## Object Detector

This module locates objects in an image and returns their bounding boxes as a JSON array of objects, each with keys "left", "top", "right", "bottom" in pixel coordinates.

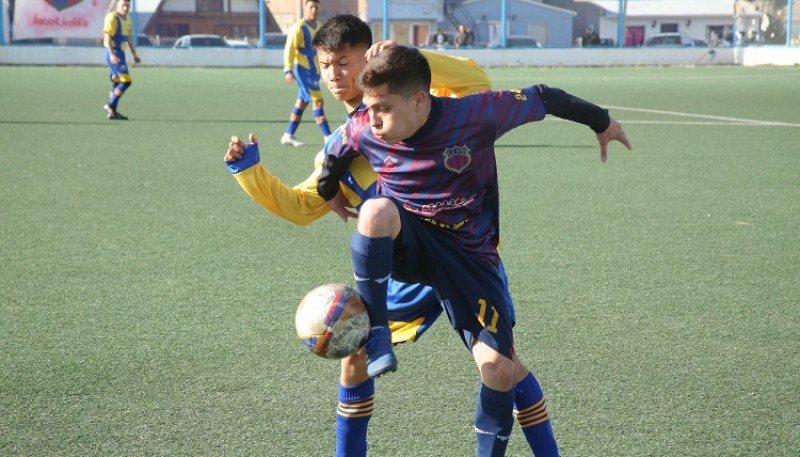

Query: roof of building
[{"left": 579, "top": 0, "right": 735, "bottom": 17}]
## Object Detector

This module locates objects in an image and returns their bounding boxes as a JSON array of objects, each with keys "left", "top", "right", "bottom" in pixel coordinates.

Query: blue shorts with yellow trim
[
  {"left": 387, "top": 280, "right": 442, "bottom": 345},
  {"left": 105, "top": 49, "right": 131, "bottom": 83},
  {"left": 293, "top": 65, "right": 322, "bottom": 103}
]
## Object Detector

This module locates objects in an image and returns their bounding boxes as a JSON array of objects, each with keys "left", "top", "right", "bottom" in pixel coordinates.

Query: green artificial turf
[{"left": 1, "top": 64, "right": 798, "bottom": 456}]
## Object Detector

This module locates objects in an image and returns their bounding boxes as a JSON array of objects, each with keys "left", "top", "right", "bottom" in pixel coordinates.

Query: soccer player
[
  {"left": 281, "top": 0, "right": 331, "bottom": 147},
  {"left": 226, "top": 15, "right": 564, "bottom": 457},
  {"left": 316, "top": 46, "right": 631, "bottom": 456},
  {"left": 102, "top": 0, "right": 140, "bottom": 121}
]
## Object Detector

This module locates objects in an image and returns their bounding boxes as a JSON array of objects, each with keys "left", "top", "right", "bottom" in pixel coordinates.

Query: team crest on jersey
[
  {"left": 45, "top": 0, "right": 83, "bottom": 12},
  {"left": 442, "top": 145, "right": 472, "bottom": 174},
  {"left": 383, "top": 155, "right": 399, "bottom": 168}
]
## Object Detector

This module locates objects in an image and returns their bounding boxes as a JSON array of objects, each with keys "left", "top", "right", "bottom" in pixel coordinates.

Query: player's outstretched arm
[
  {"left": 596, "top": 118, "right": 631, "bottom": 162},
  {"left": 536, "top": 85, "right": 632, "bottom": 161},
  {"left": 224, "top": 134, "right": 332, "bottom": 226}
]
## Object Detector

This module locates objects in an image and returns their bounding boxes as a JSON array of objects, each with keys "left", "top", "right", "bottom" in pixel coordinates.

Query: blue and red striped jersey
[{"left": 325, "top": 85, "right": 547, "bottom": 265}]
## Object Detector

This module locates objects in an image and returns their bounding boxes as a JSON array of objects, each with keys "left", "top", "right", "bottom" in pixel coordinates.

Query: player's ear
[{"left": 414, "top": 90, "right": 427, "bottom": 111}]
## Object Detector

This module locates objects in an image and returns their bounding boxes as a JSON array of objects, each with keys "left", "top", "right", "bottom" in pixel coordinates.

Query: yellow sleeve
[
  {"left": 103, "top": 13, "right": 117, "bottom": 36},
  {"left": 420, "top": 49, "right": 492, "bottom": 97},
  {"left": 283, "top": 22, "right": 301, "bottom": 72},
  {"left": 233, "top": 163, "right": 331, "bottom": 226}
]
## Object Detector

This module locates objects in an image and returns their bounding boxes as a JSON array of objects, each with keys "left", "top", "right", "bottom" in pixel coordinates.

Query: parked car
[
  {"left": 643, "top": 32, "right": 708, "bottom": 47},
  {"left": 136, "top": 34, "right": 153, "bottom": 46},
  {"left": 422, "top": 31, "right": 457, "bottom": 48},
  {"left": 226, "top": 39, "right": 253, "bottom": 49},
  {"left": 263, "top": 32, "right": 288, "bottom": 48},
  {"left": 487, "top": 35, "right": 542, "bottom": 48},
  {"left": 172, "top": 34, "right": 230, "bottom": 49}
]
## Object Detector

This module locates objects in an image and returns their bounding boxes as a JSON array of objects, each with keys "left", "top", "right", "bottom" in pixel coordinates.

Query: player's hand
[
  {"left": 110, "top": 53, "right": 120, "bottom": 65},
  {"left": 326, "top": 191, "right": 358, "bottom": 223},
  {"left": 284, "top": 72, "right": 294, "bottom": 85},
  {"left": 365, "top": 40, "right": 397, "bottom": 60},
  {"left": 596, "top": 118, "right": 632, "bottom": 162},
  {"left": 133, "top": 55, "right": 141, "bottom": 64},
  {"left": 225, "top": 133, "right": 257, "bottom": 162}
]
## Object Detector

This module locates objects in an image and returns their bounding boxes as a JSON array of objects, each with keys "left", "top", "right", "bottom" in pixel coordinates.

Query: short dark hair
[
  {"left": 311, "top": 14, "right": 373, "bottom": 53},
  {"left": 358, "top": 46, "right": 431, "bottom": 97}
]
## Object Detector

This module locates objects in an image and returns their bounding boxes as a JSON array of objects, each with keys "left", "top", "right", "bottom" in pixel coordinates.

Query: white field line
[{"left": 604, "top": 105, "right": 800, "bottom": 128}]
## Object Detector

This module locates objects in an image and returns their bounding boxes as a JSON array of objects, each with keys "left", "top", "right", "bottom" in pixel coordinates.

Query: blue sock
[
  {"left": 313, "top": 108, "right": 332, "bottom": 136},
  {"left": 108, "top": 83, "right": 128, "bottom": 109},
  {"left": 350, "top": 232, "right": 392, "bottom": 327},
  {"left": 514, "top": 372, "right": 560, "bottom": 457},
  {"left": 286, "top": 106, "right": 303, "bottom": 135},
  {"left": 475, "top": 383, "right": 514, "bottom": 457},
  {"left": 336, "top": 379, "right": 374, "bottom": 457}
]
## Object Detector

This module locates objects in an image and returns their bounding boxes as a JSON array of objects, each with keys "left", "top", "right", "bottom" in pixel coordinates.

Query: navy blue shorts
[{"left": 387, "top": 198, "right": 515, "bottom": 359}]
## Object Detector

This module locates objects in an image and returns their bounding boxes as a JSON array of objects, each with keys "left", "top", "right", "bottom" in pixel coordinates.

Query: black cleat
[{"left": 104, "top": 104, "right": 128, "bottom": 120}]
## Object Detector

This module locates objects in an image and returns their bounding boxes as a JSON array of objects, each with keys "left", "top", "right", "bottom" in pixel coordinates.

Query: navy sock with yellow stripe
[
  {"left": 513, "top": 372, "right": 560, "bottom": 456},
  {"left": 336, "top": 378, "right": 375, "bottom": 457}
]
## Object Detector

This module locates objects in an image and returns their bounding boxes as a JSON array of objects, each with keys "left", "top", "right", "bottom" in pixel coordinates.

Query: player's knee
[
  {"left": 358, "top": 198, "right": 399, "bottom": 238},
  {"left": 473, "top": 342, "right": 515, "bottom": 391},
  {"left": 340, "top": 350, "right": 370, "bottom": 385}
]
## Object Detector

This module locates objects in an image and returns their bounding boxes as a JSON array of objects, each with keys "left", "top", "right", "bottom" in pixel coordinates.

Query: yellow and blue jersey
[
  {"left": 103, "top": 11, "right": 132, "bottom": 51},
  {"left": 284, "top": 19, "right": 320, "bottom": 75}
]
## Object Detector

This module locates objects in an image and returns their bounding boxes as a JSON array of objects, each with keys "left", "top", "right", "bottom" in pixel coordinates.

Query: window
[
  {"left": 660, "top": 23, "right": 678, "bottom": 33},
  {"left": 196, "top": 0, "right": 223, "bottom": 14}
]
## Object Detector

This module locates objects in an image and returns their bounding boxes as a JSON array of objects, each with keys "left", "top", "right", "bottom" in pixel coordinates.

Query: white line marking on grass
[{"left": 605, "top": 105, "right": 800, "bottom": 127}]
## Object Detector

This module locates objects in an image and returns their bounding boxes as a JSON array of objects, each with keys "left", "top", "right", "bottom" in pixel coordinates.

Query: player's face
[
  {"left": 363, "top": 84, "right": 426, "bottom": 145},
  {"left": 304, "top": 1, "right": 319, "bottom": 21},
  {"left": 116, "top": 0, "right": 130, "bottom": 15},
  {"left": 317, "top": 45, "right": 368, "bottom": 107}
]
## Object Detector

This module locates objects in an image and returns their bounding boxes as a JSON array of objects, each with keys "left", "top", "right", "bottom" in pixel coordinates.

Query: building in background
[{"left": 141, "top": 0, "right": 280, "bottom": 45}]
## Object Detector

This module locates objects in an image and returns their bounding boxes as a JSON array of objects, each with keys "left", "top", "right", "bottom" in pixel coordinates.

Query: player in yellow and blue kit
[
  {"left": 281, "top": 0, "right": 331, "bottom": 147},
  {"left": 102, "top": 0, "right": 140, "bottom": 120},
  {"left": 225, "top": 15, "right": 566, "bottom": 457}
]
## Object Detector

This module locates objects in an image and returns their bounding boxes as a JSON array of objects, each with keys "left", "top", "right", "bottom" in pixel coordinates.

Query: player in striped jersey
[
  {"left": 226, "top": 15, "right": 561, "bottom": 457},
  {"left": 102, "top": 0, "right": 140, "bottom": 120},
  {"left": 281, "top": 0, "right": 331, "bottom": 147},
  {"left": 317, "top": 46, "right": 631, "bottom": 456}
]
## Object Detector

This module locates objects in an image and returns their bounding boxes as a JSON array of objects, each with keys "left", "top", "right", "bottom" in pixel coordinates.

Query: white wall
[{"left": 2, "top": 45, "right": 800, "bottom": 68}]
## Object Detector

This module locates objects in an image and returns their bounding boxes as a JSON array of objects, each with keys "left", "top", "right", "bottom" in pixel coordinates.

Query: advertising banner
[{"left": 12, "top": 0, "right": 109, "bottom": 40}]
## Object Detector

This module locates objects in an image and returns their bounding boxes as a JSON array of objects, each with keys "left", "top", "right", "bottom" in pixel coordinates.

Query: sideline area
[{"left": 1, "top": 44, "right": 800, "bottom": 67}]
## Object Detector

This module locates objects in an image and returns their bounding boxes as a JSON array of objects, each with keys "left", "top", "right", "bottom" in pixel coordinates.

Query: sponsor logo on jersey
[{"left": 442, "top": 145, "right": 471, "bottom": 174}]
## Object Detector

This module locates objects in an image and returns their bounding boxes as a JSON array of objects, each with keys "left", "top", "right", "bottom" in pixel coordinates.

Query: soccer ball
[{"left": 295, "top": 283, "right": 370, "bottom": 359}]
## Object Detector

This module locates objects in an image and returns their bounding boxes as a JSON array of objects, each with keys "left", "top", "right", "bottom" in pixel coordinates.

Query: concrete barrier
[{"left": 1, "top": 44, "right": 798, "bottom": 67}]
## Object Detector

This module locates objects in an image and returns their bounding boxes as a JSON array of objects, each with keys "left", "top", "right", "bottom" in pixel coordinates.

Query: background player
[
  {"left": 281, "top": 0, "right": 331, "bottom": 147},
  {"left": 317, "top": 46, "right": 631, "bottom": 455},
  {"left": 225, "top": 15, "right": 563, "bottom": 457},
  {"left": 102, "top": 0, "right": 140, "bottom": 120}
]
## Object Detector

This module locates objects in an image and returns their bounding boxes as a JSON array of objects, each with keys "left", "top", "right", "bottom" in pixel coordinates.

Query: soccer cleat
[
  {"left": 281, "top": 133, "right": 304, "bottom": 147},
  {"left": 365, "top": 326, "right": 397, "bottom": 378},
  {"left": 103, "top": 104, "right": 128, "bottom": 120}
]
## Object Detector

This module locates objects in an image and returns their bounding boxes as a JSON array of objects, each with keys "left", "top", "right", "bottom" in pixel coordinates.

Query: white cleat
[
  {"left": 281, "top": 133, "right": 304, "bottom": 147},
  {"left": 323, "top": 134, "right": 332, "bottom": 144}
]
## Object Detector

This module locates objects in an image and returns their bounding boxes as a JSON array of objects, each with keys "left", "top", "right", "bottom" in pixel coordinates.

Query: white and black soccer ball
[{"left": 295, "top": 283, "right": 369, "bottom": 359}]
